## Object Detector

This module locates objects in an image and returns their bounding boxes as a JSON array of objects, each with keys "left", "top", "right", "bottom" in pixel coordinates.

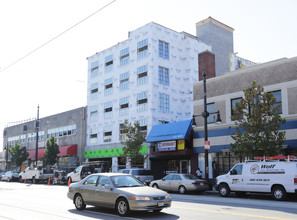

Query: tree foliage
[
  {"left": 120, "top": 120, "right": 146, "bottom": 166},
  {"left": 44, "top": 136, "right": 60, "bottom": 166},
  {"left": 231, "top": 81, "right": 286, "bottom": 158},
  {"left": 9, "top": 142, "right": 29, "bottom": 170}
]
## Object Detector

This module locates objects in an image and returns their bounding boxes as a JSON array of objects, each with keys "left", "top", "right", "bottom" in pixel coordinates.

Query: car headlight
[
  {"left": 132, "top": 196, "right": 151, "bottom": 201},
  {"left": 165, "top": 193, "right": 170, "bottom": 199}
]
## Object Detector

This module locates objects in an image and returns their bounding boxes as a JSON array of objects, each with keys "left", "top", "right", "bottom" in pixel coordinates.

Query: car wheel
[
  {"left": 7, "top": 178, "right": 11, "bottom": 182},
  {"left": 218, "top": 184, "right": 230, "bottom": 197},
  {"left": 178, "top": 185, "right": 186, "bottom": 194},
  {"left": 74, "top": 194, "right": 86, "bottom": 210},
  {"left": 32, "top": 177, "right": 37, "bottom": 184},
  {"left": 19, "top": 177, "right": 23, "bottom": 183},
  {"left": 152, "top": 183, "right": 159, "bottom": 189},
  {"left": 116, "top": 198, "right": 130, "bottom": 217},
  {"left": 272, "top": 186, "right": 287, "bottom": 201}
]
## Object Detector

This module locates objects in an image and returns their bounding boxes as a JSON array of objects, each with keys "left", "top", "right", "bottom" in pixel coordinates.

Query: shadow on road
[{"left": 68, "top": 206, "right": 179, "bottom": 220}]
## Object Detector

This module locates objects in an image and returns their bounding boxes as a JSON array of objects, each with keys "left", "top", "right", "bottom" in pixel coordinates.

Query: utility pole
[{"left": 35, "top": 105, "right": 40, "bottom": 167}]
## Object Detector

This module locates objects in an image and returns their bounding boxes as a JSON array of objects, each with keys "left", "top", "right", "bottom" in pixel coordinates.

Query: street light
[
  {"left": 35, "top": 105, "right": 40, "bottom": 167},
  {"left": 192, "top": 69, "right": 222, "bottom": 182}
]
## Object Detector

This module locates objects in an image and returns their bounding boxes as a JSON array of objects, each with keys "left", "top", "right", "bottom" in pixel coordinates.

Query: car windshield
[
  {"left": 131, "top": 169, "right": 152, "bottom": 175},
  {"left": 183, "top": 174, "right": 198, "bottom": 180},
  {"left": 110, "top": 175, "right": 145, "bottom": 188}
]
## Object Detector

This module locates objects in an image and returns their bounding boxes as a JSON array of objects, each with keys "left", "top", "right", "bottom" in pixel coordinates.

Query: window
[
  {"left": 47, "top": 125, "right": 76, "bottom": 139},
  {"left": 90, "top": 127, "right": 98, "bottom": 144},
  {"left": 90, "top": 105, "right": 98, "bottom": 121},
  {"left": 230, "top": 164, "right": 243, "bottom": 175},
  {"left": 104, "top": 78, "right": 113, "bottom": 95},
  {"left": 84, "top": 175, "right": 98, "bottom": 186},
  {"left": 158, "top": 40, "right": 169, "bottom": 59},
  {"left": 103, "top": 126, "right": 112, "bottom": 142},
  {"left": 98, "top": 176, "right": 111, "bottom": 186},
  {"left": 173, "top": 175, "right": 182, "bottom": 181},
  {"left": 104, "top": 102, "right": 112, "bottom": 119},
  {"left": 158, "top": 93, "right": 170, "bottom": 113},
  {"left": 158, "top": 66, "right": 169, "bottom": 86},
  {"left": 90, "top": 61, "right": 99, "bottom": 78},
  {"left": 120, "top": 72, "right": 129, "bottom": 91},
  {"left": 207, "top": 103, "right": 215, "bottom": 124},
  {"left": 137, "top": 92, "right": 148, "bottom": 112},
  {"left": 137, "top": 39, "right": 148, "bottom": 59},
  {"left": 119, "top": 97, "right": 129, "bottom": 116},
  {"left": 105, "top": 55, "right": 113, "bottom": 72},
  {"left": 90, "top": 83, "right": 99, "bottom": 100},
  {"left": 231, "top": 97, "right": 242, "bottom": 120},
  {"left": 138, "top": 119, "right": 147, "bottom": 137},
  {"left": 137, "top": 65, "right": 148, "bottom": 85},
  {"left": 120, "top": 48, "right": 129, "bottom": 66},
  {"left": 270, "top": 90, "right": 282, "bottom": 114},
  {"left": 119, "top": 123, "right": 127, "bottom": 141}
]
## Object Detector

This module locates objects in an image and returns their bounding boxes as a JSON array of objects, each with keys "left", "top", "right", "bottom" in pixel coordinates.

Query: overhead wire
[{"left": 0, "top": 0, "right": 117, "bottom": 73}]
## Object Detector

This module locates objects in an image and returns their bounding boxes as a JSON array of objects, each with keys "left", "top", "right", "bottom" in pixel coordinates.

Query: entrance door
[{"left": 180, "top": 160, "right": 188, "bottom": 174}]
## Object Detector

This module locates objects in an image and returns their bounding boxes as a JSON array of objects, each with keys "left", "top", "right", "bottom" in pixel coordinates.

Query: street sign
[{"left": 204, "top": 140, "right": 210, "bottom": 150}]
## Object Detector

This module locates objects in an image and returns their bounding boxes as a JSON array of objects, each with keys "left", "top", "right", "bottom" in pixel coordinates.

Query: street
[{"left": 0, "top": 182, "right": 297, "bottom": 220}]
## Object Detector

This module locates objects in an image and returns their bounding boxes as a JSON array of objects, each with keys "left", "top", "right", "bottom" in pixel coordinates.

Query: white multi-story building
[{"left": 85, "top": 22, "right": 210, "bottom": 171}]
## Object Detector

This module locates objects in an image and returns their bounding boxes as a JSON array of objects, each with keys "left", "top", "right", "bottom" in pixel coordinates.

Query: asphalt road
[{"left": 0, "top": 181, "right": 297, "bottom": 220}]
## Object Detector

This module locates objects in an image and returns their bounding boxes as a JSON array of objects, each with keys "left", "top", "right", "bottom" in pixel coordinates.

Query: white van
[{"left": 215, "top": 160, "right": 297, "bottom": 200}]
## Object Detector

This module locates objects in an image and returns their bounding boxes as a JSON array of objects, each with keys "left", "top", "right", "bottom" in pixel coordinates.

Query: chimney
[{"left": 198, "top": 51, "right": 216, "bottom": 80}]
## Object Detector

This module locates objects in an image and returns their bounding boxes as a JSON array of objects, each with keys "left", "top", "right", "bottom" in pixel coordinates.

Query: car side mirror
[
  {"left": 162, "top": 178, "right": 165, "bottom": 181},
  {"left": 104, "top": 184, "right": 114, "bottom": 190}
]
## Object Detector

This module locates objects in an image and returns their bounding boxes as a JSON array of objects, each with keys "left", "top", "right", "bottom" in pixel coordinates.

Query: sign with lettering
[{"left": 158, "top": 141, "right": 176, "bottom": 152}]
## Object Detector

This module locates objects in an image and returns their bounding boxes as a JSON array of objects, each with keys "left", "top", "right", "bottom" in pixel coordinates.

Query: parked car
[
  {"left": 118, "top": 168, "right": 154, "bottom": 185},
  {"left": 1, "top": 171, "right": 19, "bottom": 182},
  {"left": 0, "top": 171, "right": 6, "bottom": 181},
  {"left": 150, "top": 173, "right": 209, "bottom": 194},
  {"left": 67, "top": 173, "right": 171, "bottom": 216}
]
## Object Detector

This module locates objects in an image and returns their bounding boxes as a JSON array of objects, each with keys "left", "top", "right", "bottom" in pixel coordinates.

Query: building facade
[
  {"left": 2, "top": 107, "right": 86, "bottom": 171},
  {"left": 193, "top": 57, "right": 297, "bottom": 183},
  {"left": 85, "top": 22, "right": 211, "bottom": 171}
]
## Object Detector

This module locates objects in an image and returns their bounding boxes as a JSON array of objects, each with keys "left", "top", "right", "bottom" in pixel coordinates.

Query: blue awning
[{"left": 146, "top": 120, "right": 192, "bottom": 142}]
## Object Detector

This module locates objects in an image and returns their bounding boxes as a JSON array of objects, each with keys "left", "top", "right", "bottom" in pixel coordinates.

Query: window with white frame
[
  {"left": 158, "top": 93, "right": 170, "bottom": 113},
  {"left": 120, "top": 72, "right": 129, "bottom": 91},
  {"left": 269, "top": 90, "right": 282, "bottom": 114},
  {"left": 105, "top": 55, "right": 113, "bottom": 72},
  {"left": 138, "top": 119, "right": 148, "bottom": 137},
  {"left": 104, "top": 78, "right": 113, "bottom": 95},
  {"left": 207, "top": 103, "right": 215, "bottom": 124},
  {"left": 119, "top": 96, "right": 129, "bottom": 116},
  {"left": 103, "top": 125, "right": 112, "bottom": 142},
  {"left": 91, "top": 61, "right": 99, "bottom": 78},
  {"left": 90, "top": 105, "right": 98, "bottom": 121},
  {"left": 119, "top": 123, "right": 127, "bottom": 141},
  {"left": 137, "top": 65, "right": 148, "bottom": 85},
  {"left": 158, "top": 40, "right": 169, "bottom": 59},
  {"left": 120, "top": 47, "right": 129, "bottom": 66},
  {"left": 104, "top": 101, "right": 113, "bottom": 119},
  {"left": 90, "top": 83, "right": 99, "bottom": 100},
  {"left": 90, "top": 127, "right": 98, "bottom": 144},
  {"left": 158, "top": 66, "right": 169, "bottom": 86},
  {"left": 137, "top": 92, "right": 148, "bottom": 112},
  {"left": 231, "top": 97, "right": 242, "bottom": 120},
  {"left": 137, "top": 39, "right": 148, "bottom": 59},
  {"left": 47, "top": 125, "right": 77, "bottom": 139}
]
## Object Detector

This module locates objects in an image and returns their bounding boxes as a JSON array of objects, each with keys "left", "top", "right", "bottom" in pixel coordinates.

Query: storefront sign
[
  {"left": 158, "top": 141, "right": 176, "bottom": 152},
  {"left": 177, "top": 140, "right": 185, "bottom": 150}
]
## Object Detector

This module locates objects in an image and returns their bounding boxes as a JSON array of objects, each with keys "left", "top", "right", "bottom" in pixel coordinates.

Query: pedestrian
[{"left": 196, "top": 167, "right": 202, "bottom": 178}]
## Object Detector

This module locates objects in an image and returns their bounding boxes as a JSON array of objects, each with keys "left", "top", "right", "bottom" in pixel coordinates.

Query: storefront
[{"left": 146, "top": 120, "right": 194, "bottom": 179}]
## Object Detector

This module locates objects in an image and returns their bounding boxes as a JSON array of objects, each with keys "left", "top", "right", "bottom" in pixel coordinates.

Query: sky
[{"left": 1, "top": 0, "right": 297, "bottom": 151}]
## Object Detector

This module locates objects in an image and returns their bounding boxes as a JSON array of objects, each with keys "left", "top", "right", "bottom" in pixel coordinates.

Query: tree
[
  {"left": 9, "top": 142, "right": 29, "bottom": 171},
  {"left": 120, "top": 120, "right": 146, "bottom": 166},
  {"left": 231, "top": 81, "right": 286, "bottom": 158},
  {"left": 44, "top": 136, "right": 60, "bottom": 166}
]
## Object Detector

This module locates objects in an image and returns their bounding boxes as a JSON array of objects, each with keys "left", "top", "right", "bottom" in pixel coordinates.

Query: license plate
[{"left": 158, "top": 202, "right": 164, "bottom": 207}]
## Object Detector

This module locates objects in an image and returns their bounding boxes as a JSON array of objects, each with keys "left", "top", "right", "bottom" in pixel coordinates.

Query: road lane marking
[{"left": 174, "top": 205, "right": 295, "bottom": 220}]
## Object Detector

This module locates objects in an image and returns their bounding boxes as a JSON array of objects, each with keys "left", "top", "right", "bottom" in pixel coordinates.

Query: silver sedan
[
  {"left": 150, "top": 173, "right": 209, "bottom": 194},
  {"left": 67, "top": 173, "right": 171, "bottom": 216}
]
